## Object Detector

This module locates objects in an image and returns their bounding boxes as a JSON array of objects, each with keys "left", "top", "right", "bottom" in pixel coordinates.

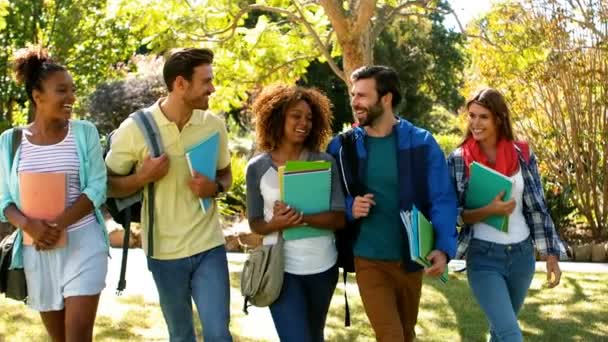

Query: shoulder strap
[
  {"left": 514, "top": 141, "right": 530, "bottom": 164},
  {"left": 130, "top": 109, "right": 163, "bottom": 258},
  {"left": 10, "top": 128, "right": 22, "bottom": 168},
  {"left": 130, "top": 110, "right": 163, "bottom": 157},
  {"left": 339, "top": 130, "right": 364, "bottom": 196}
]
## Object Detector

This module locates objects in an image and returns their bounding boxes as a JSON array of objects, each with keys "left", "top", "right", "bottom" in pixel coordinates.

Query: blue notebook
[
  {"left": 185, "top": 132, "right": 219, "bottom": 214},
  {"left": 280, "top": 161, "right": 333, "bottom": 240}
]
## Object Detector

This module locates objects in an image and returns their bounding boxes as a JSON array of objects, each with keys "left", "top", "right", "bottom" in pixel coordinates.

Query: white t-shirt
[
  {"left": 245, "top": 152, "right": 345, "bottom": 275},
  {"left": 473, "top": 168, "right": 530, "bottom": 244}
]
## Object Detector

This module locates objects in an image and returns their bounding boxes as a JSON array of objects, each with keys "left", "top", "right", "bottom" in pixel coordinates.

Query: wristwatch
[{"left": 214, "top": 180, "right": 225, "bottom": 197}]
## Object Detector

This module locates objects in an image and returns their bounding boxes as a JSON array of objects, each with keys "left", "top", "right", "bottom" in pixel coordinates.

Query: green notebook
[
  {"left": 279, "top": 161, "right": 333, "bottom": 240},
  {"left": 465, "top": 162, "right": 513, "bottom": 232},
  {"left": 401, "top": 207, "right": 449, "bottom": 284}
]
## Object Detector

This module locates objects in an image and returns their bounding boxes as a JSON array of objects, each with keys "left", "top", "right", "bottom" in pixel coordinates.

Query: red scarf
[{"left": 462, "top": 137, "right": 519, "bottom": 178}]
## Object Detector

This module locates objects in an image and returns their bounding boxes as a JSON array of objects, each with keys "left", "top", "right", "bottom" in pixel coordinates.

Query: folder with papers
[
  {"left": 19, "top": 172, "right": 68, "bottom": 247},
  {"left": 401, "top": 206, "right": 448, "bottom": 283},
  {"left": 279, "top": 160, "right": 333, "bottom": 240},
  {"left": 186, "top": 132, "right": 220, "bottom": 214},
  {"left": 465, "top": 162, "right": 513, "bottom": 232}
]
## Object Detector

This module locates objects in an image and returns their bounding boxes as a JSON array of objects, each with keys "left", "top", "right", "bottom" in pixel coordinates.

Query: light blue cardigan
[{"left": 0, "top": 120, "right": 108, "bottom": 269}]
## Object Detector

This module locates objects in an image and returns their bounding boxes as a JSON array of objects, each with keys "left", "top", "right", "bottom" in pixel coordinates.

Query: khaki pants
[{"left": 355, "top": 257, "right": 423, "bottom": 342}]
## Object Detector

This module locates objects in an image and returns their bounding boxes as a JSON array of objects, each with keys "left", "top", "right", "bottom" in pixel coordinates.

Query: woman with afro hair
[{"left": 245, "top": 84, "right": 346, "bottom": 342}]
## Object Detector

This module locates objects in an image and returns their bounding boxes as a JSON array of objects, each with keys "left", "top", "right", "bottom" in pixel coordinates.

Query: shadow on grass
[{"left": 425, "top": 272, "right": 608, "bottom": 342}]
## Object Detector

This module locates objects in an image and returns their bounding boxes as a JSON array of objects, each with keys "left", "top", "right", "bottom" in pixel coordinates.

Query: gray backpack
[{"left": 240, "top": 233, "right": 284, "bottom": 312}]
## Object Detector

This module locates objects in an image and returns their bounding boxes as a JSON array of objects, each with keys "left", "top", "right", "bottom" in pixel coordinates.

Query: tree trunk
[{"left": 339, "top": 29, "right": 374, "bottom": 91}]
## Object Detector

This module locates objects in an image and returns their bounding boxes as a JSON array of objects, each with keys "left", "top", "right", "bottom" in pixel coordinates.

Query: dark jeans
[
  {"left": 269, "top": 264, "right": 339, "bottom": 342},
  {"left": 466, "top": 237, "right": 536, "bottom": 342},
  {"left": 147, "top": 245, "right": 232, "bottom": 342}
]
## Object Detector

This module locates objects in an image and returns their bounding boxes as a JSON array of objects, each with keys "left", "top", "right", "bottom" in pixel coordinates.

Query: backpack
[
  {"left": 333, "top": 129, "right": 366, "bottom": 326},
  {"left": 104, "top": 109, "right": 163, "bottom": 294},
  {"left": 240, "top": 233, "right": 284, "bottom": 313},
  {"left": 0, "top": 128, "right": 27, "bottom": 302}
]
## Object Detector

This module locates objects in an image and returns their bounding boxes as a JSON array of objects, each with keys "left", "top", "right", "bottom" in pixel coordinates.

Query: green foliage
[
  {"left": 0, "top": 118, "right": 11, "bottom": 134},
  {"left": 218, "top": 154, "right": 248, "bottom": 219},
  {"left": 435, "top": 133, "right": 461, "bottom": 156},
  {"left": 301, "top": 10, "right": 466, "bottom": 132},
  {"left": 84, "top": 56, "right": 166, "bottom": 135},
  {"left": 542, "top": 175, "right": 577, "bottom": 232},
  {"left": 375, "top": 9, "right": 466, "bottom": 126},
  {"left": 0, "top": 0, "right": 141, "bottom": 124}
]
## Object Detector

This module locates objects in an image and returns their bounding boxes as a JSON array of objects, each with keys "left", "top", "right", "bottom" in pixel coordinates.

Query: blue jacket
[
  {"left": 327, "top": 118, "right": 458, "bottom": 259},
  {"left": 0, "top": 120, "right": 108, "bottom": 269}
]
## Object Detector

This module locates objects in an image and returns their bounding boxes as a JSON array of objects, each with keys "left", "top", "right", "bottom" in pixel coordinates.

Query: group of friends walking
[{"left": 0, "top": 46, "right": 566, "bottom": 342}]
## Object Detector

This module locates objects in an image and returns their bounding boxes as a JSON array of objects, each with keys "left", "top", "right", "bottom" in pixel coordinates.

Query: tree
[
  {"left": 466, "top": 0, "right": 608, "bottom": 237},
  {"left": 301, "top": 8, "right": 465, "bottom": 131},
  {"left": 118, "top": 0, "right": 459, "bottom": 121},
  {"left": 0, "top": 0, "right": 140, "bottom": 124}
]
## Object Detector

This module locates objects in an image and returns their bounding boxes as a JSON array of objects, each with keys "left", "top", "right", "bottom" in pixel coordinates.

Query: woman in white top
[
  {"left": 447, "top": 88, "right": 567, "bottom": 342},
  {"left": 0, "top": 46, "right": 108, "bottom": 342},
  {"left": 245, "top": 84, "right": 345, "bottom": 342}
]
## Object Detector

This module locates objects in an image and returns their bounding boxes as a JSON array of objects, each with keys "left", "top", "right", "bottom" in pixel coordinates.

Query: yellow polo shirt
[{"left": 105, "top": 100, "right": 231, "bottom": 259}]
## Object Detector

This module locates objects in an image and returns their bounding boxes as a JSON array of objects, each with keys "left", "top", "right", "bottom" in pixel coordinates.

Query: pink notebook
[{"left": 19, "top": 172, "right": 68, "bottom": 247}]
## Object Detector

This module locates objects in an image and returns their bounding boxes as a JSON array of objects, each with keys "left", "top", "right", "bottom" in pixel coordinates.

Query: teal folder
[
  {"left": 401, "top": 207, "right": 448, "bottom": 283},
  {"left": 185, "top": 132, "right": 219, "bottom": 214},
  {"left": 280, "top": 161, "right": 332, "bottom": 240},
  {"left": 465, "top": 162, "right": 513, "bottom": 232}
]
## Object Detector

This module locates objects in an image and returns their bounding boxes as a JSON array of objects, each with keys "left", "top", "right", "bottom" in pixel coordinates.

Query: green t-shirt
[{"left": 354, "top": 133, "right": 406, "bottom": 261}]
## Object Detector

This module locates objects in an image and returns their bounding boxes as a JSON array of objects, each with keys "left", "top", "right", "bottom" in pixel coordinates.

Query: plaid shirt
[{"left": 447, "top": 146, "right": 568, "bottom": 260}]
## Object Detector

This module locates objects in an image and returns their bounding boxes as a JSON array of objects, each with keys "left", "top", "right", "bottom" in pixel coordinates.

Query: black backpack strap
[
  {"left": 116, "top": 208, "right": 131, "bottom": 295},
  {"left": 342, "top": 269, "right": 351, "bottom": 327},
  {"left": 10, "top": 128, "right": 22, "bottom": 168}
]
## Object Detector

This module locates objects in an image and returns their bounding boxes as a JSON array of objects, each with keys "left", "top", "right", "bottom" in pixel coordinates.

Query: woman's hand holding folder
[
  {"left": 270, "top": 201, "right": 304, "bottom": 230},
  {"left": 24, "top": 218, "right": 62, "bottom": 251}
]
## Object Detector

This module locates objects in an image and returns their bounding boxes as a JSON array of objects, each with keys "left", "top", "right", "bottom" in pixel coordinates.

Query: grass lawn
[{"left": 1, "top": 262, "right": 606, "bottom": 341}]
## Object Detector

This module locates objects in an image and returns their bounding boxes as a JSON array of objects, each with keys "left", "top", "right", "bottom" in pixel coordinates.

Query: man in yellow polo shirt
[{"left": 105, "top": 48, "right": 233, "bottom": 342}]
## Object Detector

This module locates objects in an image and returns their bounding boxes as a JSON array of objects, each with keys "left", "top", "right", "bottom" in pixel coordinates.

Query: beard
[{"left": 355, "top": 100, "right": 384, "bottom": 127}]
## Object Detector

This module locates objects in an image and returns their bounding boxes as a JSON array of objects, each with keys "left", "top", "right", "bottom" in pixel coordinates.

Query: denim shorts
[{"left": 22, "top": 222, "right": 108, "bottom": 312}]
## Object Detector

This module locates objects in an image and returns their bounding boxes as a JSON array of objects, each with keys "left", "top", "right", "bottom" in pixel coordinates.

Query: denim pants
[
  {"left": 147, "top": 245, "right": 232, "bottom": 342},
  {"left": 466, "top": 237, "right": 535, "bottom": 342},
  {"left": 269, "top": 264, "right": 339, "bottom": 342}
]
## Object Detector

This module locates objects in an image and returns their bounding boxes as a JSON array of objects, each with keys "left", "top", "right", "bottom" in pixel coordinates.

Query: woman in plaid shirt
[{"left": 447, "top": 88, "right": 567, "bottom": 342}]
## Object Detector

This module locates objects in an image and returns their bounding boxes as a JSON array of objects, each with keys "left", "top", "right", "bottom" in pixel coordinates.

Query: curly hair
[
  {"left": 12, "top": 45, "right": 66, "bottom": 104},
  {"left": 251, "top": 84, "right": 333, "bottom": 152}
]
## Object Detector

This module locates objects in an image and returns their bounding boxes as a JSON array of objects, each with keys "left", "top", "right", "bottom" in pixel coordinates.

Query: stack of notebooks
[
  {"left": 401, "top": 206, "right": 448, "bottom": 283},
  {"left": 19, "top": 172, "right": 68, "bottom": 247},
  {"left": 185, "top": 132, "right": 220, "bottom": 214},
  {"left": 279, "top": 160, "right": 332, "bottom": 240},
  {"left": 464, "top": 162, "right": 514, "bottom": 232}
]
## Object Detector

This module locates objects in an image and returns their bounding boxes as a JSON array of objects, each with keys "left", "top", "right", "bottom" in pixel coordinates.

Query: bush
[
  {"left": 542, "top": 175, "right": 577, "bottom": 232},
  {"left": 218, "top": 154, "right": 247, "bottom": 219},
  {"left": 435, "top": 133, "right": 461, "bottom": 156}
]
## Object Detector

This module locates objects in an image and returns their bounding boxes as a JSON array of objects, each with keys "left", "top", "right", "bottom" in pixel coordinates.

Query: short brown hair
[
  {"left": 251, "top": 85, "right": 333, "bottom": 152},
  {"left": 163, "top": 48, "right": 214, "bottom": 91},
  {"left": 465, "top": 88, "right": 515, "bottom": 141}
]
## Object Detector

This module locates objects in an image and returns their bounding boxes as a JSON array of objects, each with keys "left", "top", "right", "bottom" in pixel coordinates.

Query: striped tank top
[{"left": 18, "top": 124, "right": 97, "bottom": 232}]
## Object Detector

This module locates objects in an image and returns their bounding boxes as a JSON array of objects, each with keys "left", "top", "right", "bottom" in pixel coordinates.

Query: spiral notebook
[
  {"left": 19, "top": 172, "right": 68, "bottom": 247},
  {"left": 279, "top": 160, "right": 332, "bottom": 240},
  {"left": 185, "top": 132, "right": 219, "bottom": 214}
]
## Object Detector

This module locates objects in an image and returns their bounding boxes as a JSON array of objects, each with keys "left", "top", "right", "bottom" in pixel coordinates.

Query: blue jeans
[
  {"left": 270, "top": 264, "right": 339, "bottom": 342},
  {"left": 466, "top": 237, "right": 535, "bottom": 342},
  {"left": 147, "top": 245, "right": 232, "bottom": 342}
]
